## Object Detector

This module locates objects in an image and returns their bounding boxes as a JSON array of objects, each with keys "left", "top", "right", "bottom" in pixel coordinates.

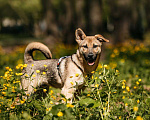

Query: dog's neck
[{"left": 72, "top": 50, "right": 100, "bottom": 75}]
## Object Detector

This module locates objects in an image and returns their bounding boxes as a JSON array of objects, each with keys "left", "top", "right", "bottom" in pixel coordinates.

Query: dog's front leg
[{"left": 61, "top": 86, "right": 76, "bottom": 103}]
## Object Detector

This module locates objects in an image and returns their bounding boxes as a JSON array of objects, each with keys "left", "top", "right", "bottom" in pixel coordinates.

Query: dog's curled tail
[{"left": 24, "top": 42, "right": 52, "bottom": 63}]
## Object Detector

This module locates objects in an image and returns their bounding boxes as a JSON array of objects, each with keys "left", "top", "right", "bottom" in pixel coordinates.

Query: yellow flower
[
  {"left": 139, "top": 79, "right": 141, "bottom": 82},
  {"left": 126, "top": 86, "right": 130, "bottom": 92},
  {"left": 119, "top": 116, "right": 121, "bottom": 119},
  {"left": 50, "top": 101, "right": 53, "bottom": 104},
  {"left": 15, "top": 73, "right": 23, "bottom": 76},
  {"left": 62, "top": 98, "right": 66, "bottom": 102},
  {"left": 32, "top": 74, "right": 36, "bottom": 77},
  {"left": 104, "top": 64, "right": 108, "bottom": 68},
  {"left": 116, "top": 70, "right": 119, "bottom": 73},
  {"left": 103, "top": 107, "right": 106, "bottom": 111},
  {"left": 122, "top": 85, "right": 125, "bottom": 89},
  {"left": 136, "top": 116, "right": 143, "bottom": 120},
  {"left": 34, "top": 89, "right": 37, "bottom": 92},
  {"left": 25, "top": 74, "right": 29, "bottom": 77},
  {"left": 16, "top": 66, "right": 20, "bottom": 69},
  {"left": 92, "top": 76, "right": 94, "bottom": 79},
  {"left": 123, "top": 90, "right": 126, "bottom": 93},
  {"left": 134, "top": 86, "right": 137, "bottom": 89},
  {"left": 2, "top": 92, "right": 6, "bottom": 95},
  {"left": 75, "top": 73, "right": 79, "bottom": 77},
  {"left": 95, "top": 84, "right": 99, "bottom": 88},
  {"left": 36, "top": 70, "right": 40, "bottom": 73},
  {"left": 125, "top": 103, "right": 128, "bottom": 106},
  {"left": 66, "top": 103, "right": 74, "bottom": 108},
  {"left": 42, "top": 72, "right": 46, "bottom": 75},
  {"left": 9, "top": 68, "right": 12, "bottom": 71},
  {"left": 43, "top": 89, "right": 47, "bottom": 93},
  {"left": 87, "top": 94, "right": 90, "bottom": 96},
  {"left": 5, "top": 67, "right": 10, "bottom": 70},
  {"left": 122, "top": 96, "right": 125, "bottom": 99},
  {"left": 91, "top": 71, "right": 95, "bottom": 74},
  {"left": 46, "top": 107, "right": 52, "bottom": 111},
  {"left": 137, "top": 99, "right": 140, "bottom": 104},
  {"left": 50, "top": 90, "right": 53, "bottom": 95},
  {"left": 32, "top": 64, "right": 34, "bottom": 67},
  {"left": 135, "top": 75, "right": 139, "bottom": 78},
  {"left": 70, "top": 82, "right": 74, "bottom": 85},
  {"left": 133, "top": 106, "right": 138, "bottom": 112},
  {"left": 57, "top": 111, "right": 63, "bottom": 117},
  {"left": 11, "top": 104, "right": 15, "bottom": 109},
  {"left": 20, "top": 99, "right": 25, "bottom": 104},
  {"left": 23, "top": 64, "right": 27, "bottom": 67},
  {"left": 136, "top": 81, "right": 139, "bottom": 85},
  {"left": 44, "top": 65, "right": 47, "bottom": 67}
]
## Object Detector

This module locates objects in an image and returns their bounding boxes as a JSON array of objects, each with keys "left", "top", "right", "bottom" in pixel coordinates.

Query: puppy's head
[{"left": 75, "top": 28, "right": 109, "bottom": 66}]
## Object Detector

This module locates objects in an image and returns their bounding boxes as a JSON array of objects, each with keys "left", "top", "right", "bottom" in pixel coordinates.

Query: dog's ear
[
  {"left": 95, "top": 34, "right": 109, "bottom": 42},
  {"left": 75, "top": 28, "right": 86, "bottom": 43}
]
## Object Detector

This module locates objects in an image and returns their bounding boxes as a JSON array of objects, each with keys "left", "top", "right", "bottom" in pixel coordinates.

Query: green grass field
[{"left": 0, "top": 39, "right": 150, "bottom": 120}]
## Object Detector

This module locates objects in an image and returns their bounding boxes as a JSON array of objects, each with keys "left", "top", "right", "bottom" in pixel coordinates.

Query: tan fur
[{"left": 21, "top": 28, "right": 109, "bottom": 102}]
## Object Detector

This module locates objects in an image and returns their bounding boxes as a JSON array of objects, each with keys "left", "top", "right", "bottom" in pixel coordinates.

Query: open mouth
[
  {"left": 87, "top": 60, "right": 95, "bottom": 66},
  {"left": 83, "top": 54, "right": 97, "bottom": 66}
]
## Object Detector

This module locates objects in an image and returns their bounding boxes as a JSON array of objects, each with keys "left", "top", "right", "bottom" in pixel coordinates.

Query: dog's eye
[
  {"left": 93, "top": 44, "right": 98, "bottom": 48},
  {"left": 82, "top": 44, "right": 88, "bottom": 48}
]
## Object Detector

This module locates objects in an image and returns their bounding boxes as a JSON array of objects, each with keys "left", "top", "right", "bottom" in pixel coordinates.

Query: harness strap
[
  {"left": 71, "top": 55, "right": 91, "bottom": 79},
  {"left": 71, "top": 55, "right": 84, "bottom": 73},
  {"left": 57, "top": 56, "right": 70, "bottom": 85}
]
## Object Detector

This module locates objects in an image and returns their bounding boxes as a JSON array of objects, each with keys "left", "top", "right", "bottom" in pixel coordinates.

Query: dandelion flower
[
  {"left": 43, "top": 89, "right": 47, "bottom": 93},
  {"left": 136, "top": 81, "right": 139, "bottom": 85},
  {"left": 125, "top": 103, "right": 128, "bottom": 106},
  {"left": 134, "top": 86, "right": 137, "bottom": 89},
  {"left": 75, "top": 73, "right": 79, "bottom": 77},
  {"left": 95, "top": 84, "right": 99, "bottom": 88},
  {"left": 139, "top": 79, "right": 141, "bottom": 82},
  {"left": 104, "top": 65, "right": 108, "bottom": 68},
  {"left": 62, "top": 98, "right": 66, "bottom": 102},
  {"left": 70, "top": 82, "right": 74, "bottom": 85},
  {"left": 126, "top": 86, "right": 130, "bottom": 92},
  {"left": 136, "top": 116, "right": 143, "bottom": 120},
  {"left": 44, "top": 65, "right": 47, "bottom": 67},
  {"left": 57, "top": 111, "right": 63, "bottom": 117},
  {"left": 36, "top": 70, "right": 40, "bottom": 73},
  {"left": 122, "top": 96, "right": 125, "bottom": 99},
  {"left": 32, "top": 74, "right": 36, "bottom": 77},
  {"left": 23, "top": 64, "right": 27, "bottom": 67},
  {"left": 66, "top": 103, "right": 74, "bottom": 108},
  {"left": 91, "top": 71, "right": 95, "bottom": 74},
  {"left": 42, "top": 72, "right": 46, "bottom": 75},
  {"left": 122, "top": 85, "right": 125, "bottom": 89},
  {"left": 34, "top": 89, "right": 37, "bottom": 92},
  {"left": 133, "top": 106, "right": 138, "bottom": 112},
  {"left": 50, "top": 101, "right": 53, "bottom": 104},
  {"left": 5, "top": 67, "right": 9, "bottom": 70},
  {"left": 11, "top": 104, "right": 15, "bottom": 109},
  {"left": 137, "top": 99, "right": 140, "bottom": 104}
]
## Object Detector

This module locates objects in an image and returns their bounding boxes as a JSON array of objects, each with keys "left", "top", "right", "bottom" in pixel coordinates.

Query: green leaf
[{"left": 78, "top": 98, "right": 95, "bottom": 106}]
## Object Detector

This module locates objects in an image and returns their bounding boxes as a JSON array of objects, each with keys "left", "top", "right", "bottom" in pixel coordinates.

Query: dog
[{"left": 21, "top": 28, "right": 109, "bottom": 102}]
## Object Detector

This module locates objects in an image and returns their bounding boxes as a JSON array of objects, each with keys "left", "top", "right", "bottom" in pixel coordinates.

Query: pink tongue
[{"left": 88, "top": 62, "right": 95, "bottom": 66}]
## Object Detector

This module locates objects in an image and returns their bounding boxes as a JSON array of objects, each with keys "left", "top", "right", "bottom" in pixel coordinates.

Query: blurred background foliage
[{"left": 0, "top": 0, "right": 150, "bottom": 46}]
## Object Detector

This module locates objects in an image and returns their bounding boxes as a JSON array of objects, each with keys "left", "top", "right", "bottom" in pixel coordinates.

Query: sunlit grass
[{"left": 0, "top": 40, "right": 150, "bottom": 119}]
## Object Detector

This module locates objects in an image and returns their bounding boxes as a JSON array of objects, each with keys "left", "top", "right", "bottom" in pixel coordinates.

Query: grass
[{"left": 0, "top": 39, "right": 150, "bottom": 120}]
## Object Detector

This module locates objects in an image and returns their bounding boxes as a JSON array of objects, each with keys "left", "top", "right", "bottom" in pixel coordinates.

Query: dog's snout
[{"left": 88, "top": 53, "right": 94, "bottom": 58}]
